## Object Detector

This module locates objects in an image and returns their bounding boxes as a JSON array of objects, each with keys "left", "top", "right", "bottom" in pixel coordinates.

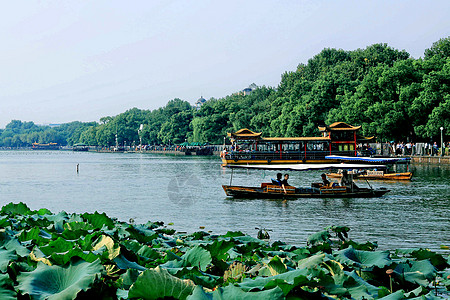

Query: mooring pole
[{"left": 229, "top": 168, "right": 234, "bottom": 185}]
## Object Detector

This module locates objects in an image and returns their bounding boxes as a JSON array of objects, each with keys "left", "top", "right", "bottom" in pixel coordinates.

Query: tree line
[{"left": 1, "top": 37, "right": 449, "bottom": 148}]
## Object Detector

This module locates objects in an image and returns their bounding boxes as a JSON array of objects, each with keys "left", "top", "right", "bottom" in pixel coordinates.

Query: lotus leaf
[
  {"left": 36, "top": 208, "right": 52, "bottom": 215},
  {"left": 182, "top": 245, "right": 212, "bottom": 271},
  {"left": 205, "top": 239, "right": 235, "bottom": 261},
  {"left": 128, "top": 266, "right": 196, "bottom": 300},
  {"left": 239, "top": 267, "right": 311, "bottom": 295},
  {"left": 118, "top": 268, "right": 140, "bottom": 290},
  {"left": 1, "top": 236, "right": 30, "bottom": 257},
  {"left": 82, "top": 211, "right": 115, "bottom": 230},
  {"left": 50, "top": 247, "right": 99, "bottom": 265},
  {"left": 92, "top": 235, "right": 120, "bottom": 260},
  {"left": 0, "top": 273, "right": 16, "bottom": 300},
  {"left": 307, "top": 230, "right": 331, "bottom": 246},
  {"left": 394, "top": 259, "right": 436, "bottom": 286},
  {"left": 297, "top": 253, "right": 326, "bottom": 269},
  {"left": 40, "top": 237, "right": 76, "bottom": 256},
  {"left": 1, "top": 202, "right": 32, "bottom": 216},
  {"left": 334, "top": 246, "right": 391, "bottom": 269},
  {"left": 30, "top": 247, "right": 52, "bottom": 266},
  {"left": 0, "top": 249, "right": 17, "bottom": 273},
  {"left": 114, "top": 254, "right": 146, "bottom": 271},
  {"left": 17, "top": 259, "right": 103, "bottom": 300},
  {"left": 196, "top": 285, "right": 285, "bottom": 300},
  {"left": 345, "top": 270, "right": 385, "bottom": 299},
  {"left": 409, "top": 249, "right": 448, "bottom": 270},
  {"left": 374, "top": 289, "right": 404, "bottom": 299},
  {"left": 267, "top": 255, "right": 288, "bottom": 276}
]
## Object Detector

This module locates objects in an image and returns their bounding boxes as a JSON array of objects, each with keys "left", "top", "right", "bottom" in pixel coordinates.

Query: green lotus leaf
[
  {"left": 136, "top": 245, "right": 161, "bottom": 260},
  {"left": 0, "top": 217, "right": 10, "bottom": 228},
  {"left": 1, "top": 236, "right": 30, "bottom": 257},
  {"left": 118, "top": 268, "right": 141, "bottom": 290},
  {"left": 63, "top": 221, "right": 94, "bottom": 232},
  {"left": 334, "top": 246, "right": 391, "bottom": 269},
  {"left": 190, "top": 285, "right": 285, "bottom": 300},
  {"left": 297, "top": 253, "right": 326, "bottom": 269},
  {"left": 18, "top": 227, "right": 50, "bottom": 245},
  {"left": 345, "top": 270, "right": 384, "bottom": 299},
  {"left": 50, "top": 247, "right": 99, "bottom": 265},
  {"left": 0, "top": 273, "right": 16, "bottom": 300},
  {"left": 40, "top": 237, "right": 76, "bottom": 256},
  {"left": 17, "top": 259, "right": 103, "bottom": 300},
  {"left": 36, "top": 208, "right": 52, "bottom": 215},
  {"left": 223, "top": 231, "right": 245, "bottom": 238},
  {"left": 205, "top": 239, "right": 235, "bottom": 261},
  {"left": 128, "top": 266, "right": 195, "bottom": 300},
  {"left": 92, "top": 235, "right": 120, "bottom": 260},
  {"left": 267, "top": 255, "right": 287, "bottom": 276},
  {"left": 165, "top": 266, "right": 221, "bottom": 289},
  {"left": 44, "top": 211, "right": 70, "bottom": 230},
  {"left": 1, "top": 202, "right": 32, "bottom": 216},
  {"left": 81, "top": 211, "right": 115, "bottom": 230},
  {"left": 78, "top": 231, "right": 102, "bottom": 251},
  {"left": 307, "top": 230, "right": 331, "bottom": 246},
  {"left": 239, "top": 268, "right": 310, "bottom": 295},
  {"left": 182, "top": 245, "right": 212, "bottom": 272},
  {"left": 114, "top": 254, "right": 146, "bottom": 271},
  {"left": 378, "top": 290, "right": 405, "bottom": 299},
  {"left": 408, "top": 249, "right": 448, "bottom": 270},
  {"left": 0, "top": 249, "right": 17, "bottom": 273},
  {"left": 127, "top": 226, "right": 159, "bottom": 243},
  {"left": 30, "top": 247, "right": 52, "bottom": 266},
  {"left": 394, "top": 259, "right": 436, "bottom": 286}
]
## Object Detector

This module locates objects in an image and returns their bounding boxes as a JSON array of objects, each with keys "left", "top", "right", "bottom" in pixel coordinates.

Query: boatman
[{"left": 321, "top": 173, "right": 330, "bottom": 187}]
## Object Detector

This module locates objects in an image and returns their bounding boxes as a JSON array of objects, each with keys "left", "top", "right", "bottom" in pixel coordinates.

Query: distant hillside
[{"left": 1, "top": 37, "right": 449, "bottom": 148}]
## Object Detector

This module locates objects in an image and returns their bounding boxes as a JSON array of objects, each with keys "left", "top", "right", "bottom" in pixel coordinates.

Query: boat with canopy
[
  {"left": 324, "top": 155, "right": 413, "bottom": 181},
  {"left": 222, "top": 163, "right": 390, "bottom": 199}
]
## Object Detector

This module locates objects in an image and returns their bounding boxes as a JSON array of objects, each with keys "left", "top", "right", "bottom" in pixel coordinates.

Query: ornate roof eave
[
  {"left": 227, "top": 128, "right": 262, "bottom": 139},
  {"left": 318, "top": 122, "right": 361, "bottom": 132}
]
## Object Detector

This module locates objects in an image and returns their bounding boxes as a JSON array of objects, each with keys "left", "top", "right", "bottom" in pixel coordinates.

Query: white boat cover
[
  {"left": 227, "top": 163, "right": 387, "bottom": 171},
  {"left": 325, "top": 155, "right": 410, "bottom": 163}
]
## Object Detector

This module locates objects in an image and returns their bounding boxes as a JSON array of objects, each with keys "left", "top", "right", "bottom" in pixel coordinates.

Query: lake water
[{"left": 0, "top": 150, "right": 449, "bottom": 251}]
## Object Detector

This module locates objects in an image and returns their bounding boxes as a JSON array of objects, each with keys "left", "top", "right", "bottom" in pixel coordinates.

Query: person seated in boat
[
  {"left": 339, "top": 170, "right": 359, "bottom": 190},
  {"left": 281, "top": 174, "right": 290, "bottom": 193},
  {"left": 320, "top": 173, "right": 331, "bottom": 187},
  {"left": 271, "top": 173, "right": 283, "bottom": 186}
]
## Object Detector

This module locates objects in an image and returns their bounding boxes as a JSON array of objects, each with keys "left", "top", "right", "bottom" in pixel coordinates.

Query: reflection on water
[{"left": 0, "top": 151, "right": 449, "bottom": 251}]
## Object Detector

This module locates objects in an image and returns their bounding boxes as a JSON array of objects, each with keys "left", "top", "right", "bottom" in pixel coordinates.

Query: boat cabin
[{"left": 223, "top": 122, "right": 374, "bottom": 165}]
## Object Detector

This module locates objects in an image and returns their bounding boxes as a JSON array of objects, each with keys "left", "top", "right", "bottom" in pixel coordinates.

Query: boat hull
[
  {"left": 222, "top": 185, "right": 389, "bottom": 199},
  {"left": 327, "top": 172, "right": 412, "bottom": 180}
]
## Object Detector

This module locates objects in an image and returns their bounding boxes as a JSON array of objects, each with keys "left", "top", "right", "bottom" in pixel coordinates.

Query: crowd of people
[{"left": 389, "top": 141, "right": 450, "bottom": 156}]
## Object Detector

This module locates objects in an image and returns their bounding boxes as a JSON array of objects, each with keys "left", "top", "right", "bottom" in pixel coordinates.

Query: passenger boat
[
  {"left": 222, "top": 122, "right": 375, "bottom": 166},
  {"left": 72, "top": 143, "right": 89, "bottom": 152},
  {"left": 326, "top": 170, "right": 412, "bottom": 181},
  {"left": 324, "top": 155, "right": 412, "bottom": 180},
  {"left": 222, "top": 163, "right": 390, "bottom": 199},
  {"left": 31, "top": 142, "right": 60, "bottom": 150},
  {"left": 222, "top": 184, "right": 389, "bottom": 199}
]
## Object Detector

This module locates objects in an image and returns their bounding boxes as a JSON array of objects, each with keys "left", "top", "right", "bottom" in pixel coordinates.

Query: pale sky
[{"left": 1, "top": 1, "right": 449, "bottom": 128}]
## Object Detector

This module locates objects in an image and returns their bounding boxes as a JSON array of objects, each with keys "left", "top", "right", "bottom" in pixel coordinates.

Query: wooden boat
[
  {"left": 222, "top": 163, "right": 392, "bottom": 199},
  {"left": 327, "top": 170, "right": 412, "bottom": 181},
  {"left": 222, "top": 183, "right": 390, "bottom": 199},
  {"left": 324, "top": 155, "right": 412, "bottom": 180}
]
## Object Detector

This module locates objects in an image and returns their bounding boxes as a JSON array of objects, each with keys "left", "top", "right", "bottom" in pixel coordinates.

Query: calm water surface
[{"left": 0, "top": 150, "right": 449, "bottom": 251}]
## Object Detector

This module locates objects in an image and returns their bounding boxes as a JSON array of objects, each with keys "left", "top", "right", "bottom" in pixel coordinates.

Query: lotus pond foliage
[{"left": 0, "top": 203, "right": 448, "bottom": 299}]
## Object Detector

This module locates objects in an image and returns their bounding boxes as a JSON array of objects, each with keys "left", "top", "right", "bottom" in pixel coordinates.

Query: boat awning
[
  {"left": 227, "top": 163, "right": 387, "bottom": 171},
  {"left": 325, "top": 155, "right": 410, "bottom": 164}
]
